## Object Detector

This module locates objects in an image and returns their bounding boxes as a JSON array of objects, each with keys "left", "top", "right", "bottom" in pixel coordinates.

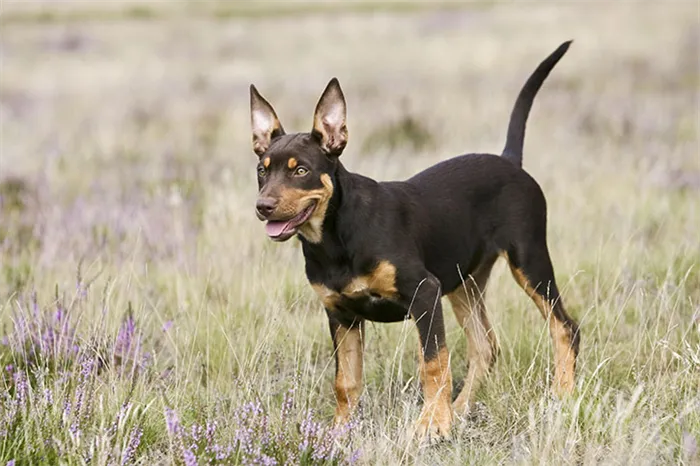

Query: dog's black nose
[{"left": 256, "top": 197, "right": 278, "bottom": 218}]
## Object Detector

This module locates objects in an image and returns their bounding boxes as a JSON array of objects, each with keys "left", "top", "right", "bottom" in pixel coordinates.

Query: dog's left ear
[
  {"left": 250, "top": 85, "right": 285, "bottom": 156},
  {"left": 312, "top": 78, "right": 348, "bottom": 156}
]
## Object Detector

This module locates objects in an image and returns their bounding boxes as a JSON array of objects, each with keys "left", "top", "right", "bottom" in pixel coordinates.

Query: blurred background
[
  {"left": 1, "top": 0, "right": 697, "bottom": 278},
  {"left": 1, "top": 2, "right": 698, "bottom": 463}
]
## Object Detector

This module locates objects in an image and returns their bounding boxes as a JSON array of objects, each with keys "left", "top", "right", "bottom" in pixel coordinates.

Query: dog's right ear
[{"left": 250, "top": 85, "right": 285, "bottom": 156}]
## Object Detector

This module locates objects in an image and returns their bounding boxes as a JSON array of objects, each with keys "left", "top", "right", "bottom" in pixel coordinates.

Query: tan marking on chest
[
  {"left": 311, "top": 284, "right": 341, "bottom": 309},
  {"left": 287, "top": 157, "right": 298, "bottom": 169},
  {"left": 342, "top": 261, "right": 398, "bottom": 299},
  {"left": 310, "top": 261, "right": 399, "bottom": 310}
]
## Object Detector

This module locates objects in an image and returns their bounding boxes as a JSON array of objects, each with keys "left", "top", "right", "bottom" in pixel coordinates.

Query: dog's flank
[{"left": 248, "top": 41, "right": 579, "bottom": 443}]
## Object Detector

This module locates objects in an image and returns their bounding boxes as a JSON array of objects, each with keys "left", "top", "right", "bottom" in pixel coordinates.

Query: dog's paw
[
  {"left": 333, "top": 412, "right": 351, "bottom": 428},
  {"left": 452, "top": 395, "right": 472, "bottom": 417},
  {"left": 333, "top": 406, "right": 359, "bottom": 428},
  {"left": 414, "top": 405, "right": 452, "bottom": 444},
  {"left": 552, "top": 374, "right": 575, "bottom": 397}
]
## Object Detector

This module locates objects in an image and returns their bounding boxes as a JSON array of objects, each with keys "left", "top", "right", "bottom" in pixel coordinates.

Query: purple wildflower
[
  {"left": 121, "top": 427, "right": 142, "bottom": 465},
  {"left": 182, "top": 448, "right": 197, "bottom": 466},
  {"left": 44, "top": 388, "right": 53, "bottom": 406},
  {"left": 9, "top": 292, "right": 79, "bottom": 368},
  {"left": 162, "top": 320, "right": 173, "bottom": 332},
  {"left": 280, "top": 387, "right": 295, "bottom": 422},
  {"left": 31, "top": 291, "right": 39, "bottom": 317},
  {"left": 213, "top": 444, "right": 233, "bottom": 461},
  {"left": 164, "top": 407, "right": 180, "bottom": 436},
  {"left": 108, "top": 402, "right": 132, "bottom": 437},
  {"left": 205, "top": 420, "right": 217, "bottom": 447},
  {"left": 190, "top": 423, "right": 203, "bottom": 443},
  {"left": 115, "top": 313, "right": 136, "bottom": 359},
  {"left": 62, "top": 400, "right": 72, "bottom": 426},
  {"left": 73, "top": 357, "right": 94, "bottom": 417},
  {"left": 299, "top": 410, "right": 323, "bottom": 454},
  {"left": 7, "top": 460, "right": 16, "bottom": 466},
  {"left": 13, "top": 371, "right": 28, "bottom": 406},
  {"left": 257, "top": 454, "right": 278, "bottom": 466},
  {"left": 348, "top": 449, "right": 362, "bottom": 464}
]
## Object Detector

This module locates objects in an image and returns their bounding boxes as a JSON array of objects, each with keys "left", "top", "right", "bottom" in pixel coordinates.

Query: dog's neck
[{"left": 300, "top": 161, "right": 377, "bottom": 261}]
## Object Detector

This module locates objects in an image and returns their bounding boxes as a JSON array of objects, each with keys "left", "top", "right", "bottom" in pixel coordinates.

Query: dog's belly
[{"left": 336, "top": 295, "right": 409, "bottom": 323}]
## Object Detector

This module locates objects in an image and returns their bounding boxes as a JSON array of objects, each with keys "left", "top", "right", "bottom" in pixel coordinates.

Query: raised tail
[{"left": 501, "top": 41, "right": 572, "bottom": 167}]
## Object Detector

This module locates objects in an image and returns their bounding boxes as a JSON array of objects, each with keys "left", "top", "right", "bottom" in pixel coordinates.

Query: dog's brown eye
[
  {"left": 295, "top": 167, "right": 309, "bottom": 177},
  {"left": 257, "top": 166, "right": 266, "bottom": 177}
]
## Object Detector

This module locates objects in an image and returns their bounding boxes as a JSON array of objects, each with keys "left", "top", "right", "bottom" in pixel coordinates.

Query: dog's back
[
  {"left": 379, "top": 42, "right": 573, "bottom": 294},
  {"left": 405, "top": 153, "right": 544, "bottom": 292}
]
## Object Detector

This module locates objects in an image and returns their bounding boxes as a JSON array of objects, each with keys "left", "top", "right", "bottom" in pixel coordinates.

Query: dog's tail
[{"left": 501, "top": 41, "right": 572, "bottom": 167}]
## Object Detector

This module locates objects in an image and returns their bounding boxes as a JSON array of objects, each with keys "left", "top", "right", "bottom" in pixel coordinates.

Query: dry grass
[{"left": 1, "top": 2, "right": 698, "bottom": 464}]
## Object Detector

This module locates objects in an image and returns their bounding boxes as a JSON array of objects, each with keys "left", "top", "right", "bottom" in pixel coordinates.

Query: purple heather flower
[
  {"left": 121, "top": 427, "right": 142, "bottom": 466},
  {"left": 348, "top": 449, "right": 362, "bottom": 464},
  {"left": 182, "top": 448, "right": 197, "bottom": 466},
  {"left": 162, "top": 320, "right": 173, "bottom": 332},
  {"left": 109, "top": 402, "right": 132, "bottom": 437},
  {"left": 13, "top": 371, "right": 28, "bottom": 405},
  {"left": 164, "top": 408, "right": 180, "bottom": 436},
  {"left": 7, "top": 460, "right": 16, "bottom": 466},
  {"left": 299, "top": 410, "right": 323, "bottom": 452},
  {"left": 73, "top": 356, "right": 95, "bottom": 421},
  {"left": 62, "top": 400, "right": 72, "bottom": 425},
  {"left": 280, "top": 387, "right": 294, "bottom": 422},
  {"left": 115, "top": 314, "right": 136, "bottom": 359},
  {"left": 44, "top": 388, "right": 53, "bottom": 406},
  {"left": 205, "top": 420, "right": 217, "bottom": 446},
  {"left": 31, "top": 291, "right": 39, "bottom": 317},
  {"left": 196, "top": 423, "right": 206, "bottom": 443},
  {"left": 256, "top": 454, "right": 278, "bottom": 466}
]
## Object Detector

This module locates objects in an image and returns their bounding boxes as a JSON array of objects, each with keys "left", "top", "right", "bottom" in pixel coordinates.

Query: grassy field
[{"left": 1, "top": 1, "right": 699, "bottom": 464}]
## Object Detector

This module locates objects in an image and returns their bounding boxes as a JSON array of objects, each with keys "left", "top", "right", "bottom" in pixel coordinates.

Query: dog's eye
[
  {"left": 294, "top": 166, "right": 309, "bottom": 177},
  {"left": 257, "top": 166, "right": 266, "bottom": 177}
]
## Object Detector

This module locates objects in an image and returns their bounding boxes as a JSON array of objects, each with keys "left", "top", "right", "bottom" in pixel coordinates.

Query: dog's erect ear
[
  {"left": 312, "top": 78, "right": 348, "bottom": 156},
  {"left": 250, "top": 85, "right": 285, "bottom": 156}
]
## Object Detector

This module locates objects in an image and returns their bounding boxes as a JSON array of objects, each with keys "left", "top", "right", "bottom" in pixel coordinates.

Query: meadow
[{"left": 1, "top": 1, "right": 698, "bottom": 464}]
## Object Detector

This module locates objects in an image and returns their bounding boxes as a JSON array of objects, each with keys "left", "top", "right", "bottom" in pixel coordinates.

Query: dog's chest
[{"left": 308, "top": 260, "right": 407, "bottom": 321}]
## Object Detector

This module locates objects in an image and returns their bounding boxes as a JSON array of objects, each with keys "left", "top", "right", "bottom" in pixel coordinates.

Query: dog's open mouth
[{"left": 265, "top": 201, "right": 317, "bottom": 241}]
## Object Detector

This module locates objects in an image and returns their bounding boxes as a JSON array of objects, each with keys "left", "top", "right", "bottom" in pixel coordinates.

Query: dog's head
[{"left": 249, "top": 78, "right": 348, "bottom": 243}]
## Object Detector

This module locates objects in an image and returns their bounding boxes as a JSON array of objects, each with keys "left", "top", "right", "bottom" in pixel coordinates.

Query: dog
[{"left": 248, "top": 41, "right": 580, "bottom": 442}]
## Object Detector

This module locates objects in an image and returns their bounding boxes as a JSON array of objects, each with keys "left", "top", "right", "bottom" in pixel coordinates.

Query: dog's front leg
[
  {"left": 405, "top": 274, "right": 453, "bottom": 442},
  {"left": 327, "top": 311, "right": 364, "bottom": 426}
]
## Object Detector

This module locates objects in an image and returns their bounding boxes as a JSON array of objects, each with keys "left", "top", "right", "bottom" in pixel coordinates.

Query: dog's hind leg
[
  {"left": 506, "top": 244, "right": 580, "bottom": 395},
  {"left": 447, "top": 258, "right": 499, "bottom": 415}
]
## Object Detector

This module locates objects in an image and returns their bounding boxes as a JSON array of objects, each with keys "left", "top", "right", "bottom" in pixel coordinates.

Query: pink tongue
[{"left": 265, "top": 221, "right": 293, "bottom": 237}]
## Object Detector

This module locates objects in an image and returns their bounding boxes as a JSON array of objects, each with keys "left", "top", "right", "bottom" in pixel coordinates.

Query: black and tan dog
[{"left": 249, "top": 41, "right": 580, "bottom": 441}]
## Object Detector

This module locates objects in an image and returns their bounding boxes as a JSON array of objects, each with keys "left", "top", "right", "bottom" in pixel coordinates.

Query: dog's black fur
[{"left": 249, "top": 41, "right": 580, "bottom": 441}]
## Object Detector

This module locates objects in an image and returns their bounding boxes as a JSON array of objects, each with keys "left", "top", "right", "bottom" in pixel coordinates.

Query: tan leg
[
  {"left": 332, "top": 321, "right": 364, "bottom": 424},
  {"left": 415, "top": 345, "right": 453, "bottom": 442},
  {"left": 448, "top": 277, "right": 499, "bottom": 414},
  {"left": 510, "top": 265, "right": 577, "bottom": 394}
]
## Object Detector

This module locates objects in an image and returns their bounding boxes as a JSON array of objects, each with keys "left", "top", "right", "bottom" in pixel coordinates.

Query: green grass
[{"left": 1, "top": 2, "right": 698, "bottom": 464}]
